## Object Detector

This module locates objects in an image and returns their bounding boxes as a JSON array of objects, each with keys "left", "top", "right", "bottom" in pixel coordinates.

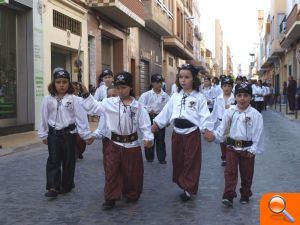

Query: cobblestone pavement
[{"left": 1, "top": 110, "right": 300, "bottom": 225}]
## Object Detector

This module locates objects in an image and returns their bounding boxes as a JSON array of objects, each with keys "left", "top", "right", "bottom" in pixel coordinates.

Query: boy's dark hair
[
  {"left": 48, "top": 80, "right": 75, "bottom": 96},
  {"left": 176, "top": 64, "right": 201, "bottom": 92}
]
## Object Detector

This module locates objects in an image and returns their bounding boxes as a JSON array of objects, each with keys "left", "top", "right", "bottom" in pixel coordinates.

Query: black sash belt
[
  {"left": 48, "top": 123, "right": 76, "bottom": 136},
  {"left": 226, "top": 137, "right": 253, "bottom": 148},
  {"left": 111, "top": 132, "right": 138, "bottom": 143},
  {"left": 174, "top": 118, "right": 196, "bottom": 129}
]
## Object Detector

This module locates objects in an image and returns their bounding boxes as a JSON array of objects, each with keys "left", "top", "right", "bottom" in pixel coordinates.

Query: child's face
[
  {"left": 152, "top": 81, "right": 162, "bottom": 90},
  {"left": 116, "top": 85, "right": 131, "bottom": 99},
  {"left": 107, "top": 88, "right": 118, "bottom": 98},
  {"left": 179, "top": 69, "right": 193, "bottom": 91},
  {"left": 236, "top": 93, "right": 251, "bottom": 110},
  {"left": 103, "top": 75, "right": 113, "bottom": 86},
  {"left": 222, "top": 84, "right": 232, "bottom": 95},
  {"left": 55, "top": 78, "right": 69, "bottom": 95},
  {"left": 204, "top": 80, "right": 211, "bottom": 87}
]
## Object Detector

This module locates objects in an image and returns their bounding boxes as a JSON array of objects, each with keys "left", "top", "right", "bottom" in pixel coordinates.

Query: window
[
  {"left": 169, "top": 57, "right": 174, "bottom": 67},
  {"left": 186, "top": 21, "right": 193, "bottom": 50},
  {"left": 177, "top": 8, "right": 184, "bottom": 41},
  {"left": 53, "top": 10, "right": 82, "bottom": 36}
]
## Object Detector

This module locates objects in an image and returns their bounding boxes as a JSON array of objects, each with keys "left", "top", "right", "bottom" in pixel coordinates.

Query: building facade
[
  {"left": 87, "top": 0, "right": 144, "bottom": 96},
  {"left": 162, "top": 0, "right": 195, "bottom": 93},
  {"left": 258, "top": 0, "right": 287, "bottom": 95},
  {"left": 0, "top": 0, "right": 35, "bottom": 135},
  {"left": 215, "top": 19, "right": 223, "bottom": 75}
]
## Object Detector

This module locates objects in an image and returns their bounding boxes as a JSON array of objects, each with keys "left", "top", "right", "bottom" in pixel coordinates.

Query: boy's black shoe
[
  {"left": 159, "top": 160, "right": 167, "bottom": 164},
  {"left": 102, "top": 200, "right": 116, "bottom": 210},
  {"left": 147, "top": 159, "right": 154, "bottom": 162},
  {"left": 240, "top": 196, "right": 249, "bottom": 204},
  {"left": 45, "top": 190, "right": 58, "bottom": 198},
  {"left": 221, "top": 161, "right": 227, "bottom": 166},
  {"left": 180, "top": 192, "right": 191, "bottom": 202},
  {"left": 222, "top": 198, "right": 233, "bottom": 207},
  {"left": 126, "top": 198, "right": 139, "bottom": 203}
]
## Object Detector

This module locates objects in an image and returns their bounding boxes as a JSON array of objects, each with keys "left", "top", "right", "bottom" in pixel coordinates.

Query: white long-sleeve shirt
[
  {"left": 82, "top": 95, "right": 154, "bottom": 148},
  {"left": 253, "top": 85, "right": 264, "bottom": 102},
  {"left": 211, "top": 93, "right": 235, "bottom": 124},
  {"left": 93, "top": 84, "right": 108, "bottom": 101},
  {"left": 213, "top": 105, "right": 264, "bottom": 155},
  {"left": 200, "top": 85, "right": 216, "bottom": 109},
  {"left": 263, "top": 86, "right": 270, "bottom": 96},
  {"left": 153, "top": 90, "right": 214, "bottom": 134},
  {"left": 139, "top": 89, "right": 170, "bottom": 114},
  {"left": 38, "top": 94, "right": 91, "bottom": 140},
  {"left": 170, "top": 83, "right": 178, "bottom": 96},
  {"left": 213, "top": 84, "right": 222, "bottom": 97}
]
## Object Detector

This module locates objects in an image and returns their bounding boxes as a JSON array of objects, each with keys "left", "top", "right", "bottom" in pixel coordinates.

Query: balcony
[
  {"left": 143, "top": 0, "right": 173, "bottom": 36},
  {"left": 280, "top": 4, "right": 300, "bottom": 48},
  {"left": 87, "top": 0, "right": 145, "bottom": 27},
  {"left": 164, "top": 36, "right": 194, "bottom": 60}
]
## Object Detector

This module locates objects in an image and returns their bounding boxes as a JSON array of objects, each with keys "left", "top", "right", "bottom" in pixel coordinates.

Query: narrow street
[{"left": 1, "top": 110, "right": 300, "bottom": 225}]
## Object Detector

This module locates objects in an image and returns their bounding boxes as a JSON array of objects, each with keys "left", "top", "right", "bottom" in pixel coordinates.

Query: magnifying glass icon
[{"left": 268, "top": 195, "right": 295, "bottom": 223}]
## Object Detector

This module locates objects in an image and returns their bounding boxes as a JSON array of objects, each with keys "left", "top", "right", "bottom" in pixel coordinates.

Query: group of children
[{"left": 38, "top": 64, "right": 264, "bottom": 210}]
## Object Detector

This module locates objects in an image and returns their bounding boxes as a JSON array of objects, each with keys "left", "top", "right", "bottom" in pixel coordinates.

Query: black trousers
[
  {"left": 255, "top": 101, "right": 264, "bottom": 113},
  {"left": 145, "top": 116, "right": 166, "bottom": 162},
  {"left": 46, "top": 132, "right": 76, "bottom": 192}
]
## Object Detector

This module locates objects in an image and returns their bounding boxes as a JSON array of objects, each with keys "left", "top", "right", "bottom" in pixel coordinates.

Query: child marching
[
  {"left": 94, "top": 69, "right": 114, "bottom": 101},
  {"left": 210, "top": 76, "right": 236, "bottom": 166},
  {"left": 152, "top": 63, "right": 214, "bottom": 201},
  {"left": 200, "top": 76, "right": 216, "bottom": 113},
  {"left": 38, "top": 68, "right": 92, "bottom": 198},
  {"left": 210, "top": 83, "right": 264, "bottom": 207},
  {"left": 139, "top": 74, "right": 170, "bottom": 164},
  {"left": 80, "top": 71, "right": 153, "bottom": 210}
]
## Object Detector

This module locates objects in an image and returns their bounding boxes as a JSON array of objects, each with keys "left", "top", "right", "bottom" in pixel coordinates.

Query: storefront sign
[{"left": 33, "top": 0, "right": 44, "bottom": 129}]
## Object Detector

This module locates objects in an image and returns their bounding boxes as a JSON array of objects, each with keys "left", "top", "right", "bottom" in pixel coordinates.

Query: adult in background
[
  {"left": 282, "top": 81, "right": 287, "bottom": 104},
  {"left": 287, "top": 76, "right": 297, "bottom": 112}
]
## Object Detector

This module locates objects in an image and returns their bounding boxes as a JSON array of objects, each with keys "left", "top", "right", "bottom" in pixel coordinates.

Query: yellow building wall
[{"left": 42, "top": 0, "right": 88, "bottom": 95}]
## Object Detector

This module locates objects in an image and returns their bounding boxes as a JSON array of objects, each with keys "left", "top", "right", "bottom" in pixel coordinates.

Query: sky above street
[{"left": 199, "top": 0, "right": 270, "bottom": 75}]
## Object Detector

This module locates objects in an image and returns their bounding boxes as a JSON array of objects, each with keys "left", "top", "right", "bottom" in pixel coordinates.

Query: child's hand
[
  {"left": 86, "top": 137, "right": 95, "bottom": 145},
  {"left": 144, "top": 140, "right": 153, "bottom": 148},
  {"left": 225, "top": 104, "right": 230, "bottom": 109},
  {"left": 42, "top": 139, "right": 48, "bottom": 145},
  {"left": 203, "top": 130, "right": 215, "bottom": 142},
  {"left": 151, "top": 123, "right": 159, "bottom": 133}
]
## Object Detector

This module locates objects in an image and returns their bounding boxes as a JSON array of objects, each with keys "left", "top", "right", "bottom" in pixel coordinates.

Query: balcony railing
[
  {"left": 87, "top": 0, "right": 144, "bottom": 27},
  {"left": 286, "top": 4, "right": 300, "bottom": 34}
]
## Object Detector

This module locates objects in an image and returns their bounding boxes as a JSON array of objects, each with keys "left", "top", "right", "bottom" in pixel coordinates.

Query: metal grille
[{"left": 53, "top": 10, "right": 82, "bottom": 36}]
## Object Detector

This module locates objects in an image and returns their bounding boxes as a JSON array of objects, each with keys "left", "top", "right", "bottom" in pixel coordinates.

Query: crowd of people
[{"left": 37, "top": 64, "right": 264, "bottom": 211}]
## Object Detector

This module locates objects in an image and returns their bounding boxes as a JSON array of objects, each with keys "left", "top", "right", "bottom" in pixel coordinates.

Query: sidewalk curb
[{"left": 0, "top": 142, "right": 44, "bottom": 157}]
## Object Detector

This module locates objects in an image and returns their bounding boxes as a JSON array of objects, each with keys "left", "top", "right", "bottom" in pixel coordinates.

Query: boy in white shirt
[
  {"left": 211, "top": 76, "right": 235, "bottom": 166},
  {"left": 94, "top": 69, "right": 114, "bottom": 101},
  {"left": 81, "top": 72, "right": 153, "bottom": 210},
  {"left": 200, "top": 76, "right": 216, "bottom": 112},
  {"left": 210, "top": 83, "right": 264, "bottom": 207},
  {"left": 139, "top": 74, "right": 170, "bottom": 164}
]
